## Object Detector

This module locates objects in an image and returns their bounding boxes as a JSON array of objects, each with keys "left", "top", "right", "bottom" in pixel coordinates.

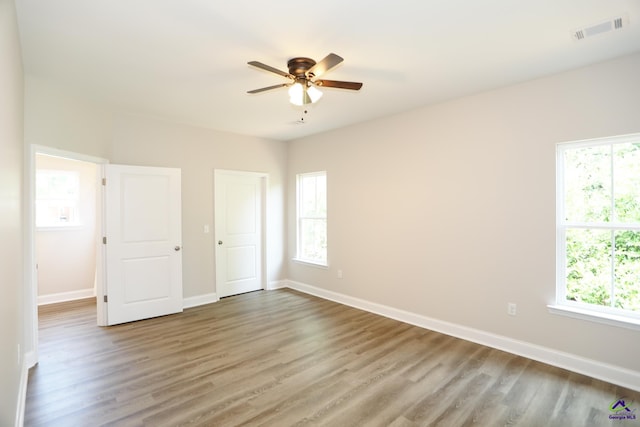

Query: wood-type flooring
[{"left": 25, "top": 289, "right": 640, "bottom": 426}]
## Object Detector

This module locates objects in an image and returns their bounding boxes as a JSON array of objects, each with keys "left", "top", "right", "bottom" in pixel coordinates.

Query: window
[
  {"left": 556, "top": 134, "right": 640, "bottom": 322},
  {"left": 36, "top": 170, "right": 81, "bottom": 227},
  {"left": 296, "top": 171, "right": 327, "bottom": 266}
]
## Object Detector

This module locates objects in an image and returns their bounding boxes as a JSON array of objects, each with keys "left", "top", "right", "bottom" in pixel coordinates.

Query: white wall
[
  {"left": 35, "top": 154, "right": 98, "bottom": 301},
  {"left": 288, "top": 53, "right": 640, "bottom": 376},
  {"left": 0, "top": 0, "right": 24, "bottom": 425},
  {"left": 23, "top": 81, "right": 288, "bottom": 301},
  {"left": 25, "top": 76, "right": 113, "bottom": 159}
]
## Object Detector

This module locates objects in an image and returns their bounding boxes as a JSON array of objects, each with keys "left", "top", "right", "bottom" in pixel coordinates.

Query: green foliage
[
  {"left": 564, "top": 142, "right": 640, "bottom": 313},
  {"left": 565, "top": 229, "right": 611, "bottom": 306}
]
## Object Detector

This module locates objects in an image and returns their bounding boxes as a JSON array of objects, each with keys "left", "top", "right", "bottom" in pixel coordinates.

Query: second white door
[{"left": 215, "top": 170, "right": 265, "bottom": 298}]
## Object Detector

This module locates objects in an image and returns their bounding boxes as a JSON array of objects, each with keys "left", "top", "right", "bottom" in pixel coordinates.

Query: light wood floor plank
[{"left": 25, "top": 289, "right": 640, "bottom": 426}]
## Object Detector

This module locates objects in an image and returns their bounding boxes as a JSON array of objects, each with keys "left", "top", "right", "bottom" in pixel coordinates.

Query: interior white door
[
  {"left": 105, "top": 164, "right": 183, "bottom": 325},
  {"left": 215, "top": 170, "right": 264, "bottom": 298}
]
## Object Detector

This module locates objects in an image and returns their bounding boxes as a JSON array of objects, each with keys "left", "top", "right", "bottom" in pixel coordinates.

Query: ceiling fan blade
[
  {"left": 248, "top": 61, "right": 292, "bottom": 78},
  {"left": 247, "top": 83, "right": 290, "bottom": 94},
  {"left": 315, "top": 79, "right": 363, "bottom": 90},
  {"left": 307, "top": 53, "right": 343, "bottom": 78}
]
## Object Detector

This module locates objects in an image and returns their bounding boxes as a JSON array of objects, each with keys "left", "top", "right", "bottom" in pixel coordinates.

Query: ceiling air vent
[{"left": 572, "top": 15, "right": 628, "bottom": 41}]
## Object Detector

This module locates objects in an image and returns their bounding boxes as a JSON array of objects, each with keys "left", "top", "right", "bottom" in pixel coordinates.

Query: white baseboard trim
[
  {"left": 24, "top": 350, "right": 37, "bottom": 370},
  {"left": 38, "top": 288, "right": 95, "bottom": 306},
  {"left": 183, "top": 292, "right": 219, "bottom": 309},
  {"left": 284, "top": 280, "right": 640, "bottom": 392},
  {"left": 267, "top": 280, "right": 288, "bottom": 290},
  {"left": 182, "top": 283, "right": 286, "bottom": 309},
  {"left": 15, "top": 355, "right": 29, "bottom": 427}
]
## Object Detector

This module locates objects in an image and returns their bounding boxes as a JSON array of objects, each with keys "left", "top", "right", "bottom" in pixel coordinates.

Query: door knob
[
  {"left": 175, "top": 246, "right": 181, "bottom": 251},
  {"left": 218, "top": 240, "right": 223, "bottom": 245}
]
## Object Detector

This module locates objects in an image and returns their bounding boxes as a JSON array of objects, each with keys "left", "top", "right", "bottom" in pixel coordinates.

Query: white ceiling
[{"left": 15, "top": 0, "right": 640, "bottom": 141}]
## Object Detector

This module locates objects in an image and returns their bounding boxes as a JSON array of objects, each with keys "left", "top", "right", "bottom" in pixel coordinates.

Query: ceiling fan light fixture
[
  {"left": 307, "top": 85, "right": 323, "bottom": 103},
  {"left": 288, "top": 82, "right": 304, "bottom": 106},
  {"left": 288, "top": 82, "right": 322, "bottom": 106}
]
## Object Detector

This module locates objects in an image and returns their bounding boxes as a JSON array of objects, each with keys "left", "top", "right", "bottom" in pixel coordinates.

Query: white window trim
[
  {"left": 36, "top": 225, "right": 85, "bottom": 232},
  {"left": 547, "top": 304, "right": 640, "bottom": 331},
  {"left": 295, "top": 171, "right": 328, "bottom": 267},
  {"left": 291, "top": 258, "right": 330, "bottom": 269},
  {"left": 555, "top": 132, "right": 640, "bottom": 327}
]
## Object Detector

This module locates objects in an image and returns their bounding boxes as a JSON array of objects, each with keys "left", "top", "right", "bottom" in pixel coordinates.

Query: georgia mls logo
[{"left": 609, "top": 397, "right": 637, "bottom": 421}]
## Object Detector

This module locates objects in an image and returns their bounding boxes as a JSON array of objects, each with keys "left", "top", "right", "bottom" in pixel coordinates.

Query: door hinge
[
  {"left": 103, "top": 236, "right": 107, "bottom": 244},
  {"left": 102, "top": 178, "right": 106, "bottom": 186},
  {"left": 103, "top": 295, "right": 108, "bottom": 303}
]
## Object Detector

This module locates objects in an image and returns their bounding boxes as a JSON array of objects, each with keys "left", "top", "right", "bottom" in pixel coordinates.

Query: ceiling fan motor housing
[{"left": 287, "top": 57, "right": 316, "bottom": 78}]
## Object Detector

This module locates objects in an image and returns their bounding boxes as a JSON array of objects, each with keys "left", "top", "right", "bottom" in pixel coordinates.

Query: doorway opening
[
  {"left": 26, "top": 145, "right": 108, "bottom": 367},
  {"left": 35, "top": 153, "right": 99, "bottom": 306}
]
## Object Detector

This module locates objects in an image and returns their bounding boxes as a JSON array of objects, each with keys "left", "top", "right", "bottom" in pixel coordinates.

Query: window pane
[
  {"left": 297, "top": 171, "right": 327, "bottom": 264},
  {"left": 301, "top": 174, "right": 326, "bottom": 217},
  {"left": 35, "top": 170, "right": 81, "bottom": 227},
  {"left": 564, "top": 145, "right": 611, "bottom": 222},
  {"left": 301, "top": 176, "right": 316, "bottom": 216},
  {"left": 36, "top": 171, "right": 79, "bottom": 199},
  {"left": 565, "top": 228, "right": 611, "bottom": 307},
  {"left": 36, "top": 200, "right": 79, "bottom": 225},
  {"left": 614, "top": 142, "right": 640, "bottom": 223},
  {"left": 300, "top": 218, "right": 327, "bottom": 263},
  {"left": 614, "top": 230, "right": 640, "bottom": 312},
  {"left": 315, "top": 174, "right": 326, "bottom": 215}
]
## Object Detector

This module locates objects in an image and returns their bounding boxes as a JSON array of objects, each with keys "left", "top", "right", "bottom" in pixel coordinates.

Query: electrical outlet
[
  {"left": 507, "top": 303, "right": 517, "bottom": 316},
  {"left": 337, "top": 269, "right": 343, "bottom": 279}
]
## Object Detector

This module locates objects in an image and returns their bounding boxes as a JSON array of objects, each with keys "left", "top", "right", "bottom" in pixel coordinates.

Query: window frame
[
  {"left": 35, "top": 169, "right": 82, "bottom": 229},
  {"left": 294, "top": 171, "right": 328, "bottom": 268},
  {"left": 552, "top": 133, "right": 640, "bottom": 330}
]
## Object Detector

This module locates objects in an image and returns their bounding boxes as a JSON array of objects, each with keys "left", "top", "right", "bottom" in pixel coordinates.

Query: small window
[
  {"left": 36, "top": 170, "right": 81, "bottom": 227},
  {"left": 556, "top": 134, "right": 640, "bottom": 320},
  {"left": 296, "top": 171, "right": 327, "bottom": 266}
]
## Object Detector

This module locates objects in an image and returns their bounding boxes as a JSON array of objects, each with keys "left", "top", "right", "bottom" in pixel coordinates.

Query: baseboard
[
  {"left": 284, "top": 280, "right": 640, "bottom": 392},
  {"left": 38, "top": 288, "right": 95, "bottom": 306},
  {"left": 182, "top": 284, "right": 286, "bottom": 308},
  {"left": 24, "top": 350, "right": 37, "bottom": 370},
  {"left": 15, "top": 353, "right": 30, "bottom": 427},
  {"left": 267, "top": 280, "right": 288, "bottom": 290},
  {"left": 183, "top": 292, "right": 219, "bottom": 309}
]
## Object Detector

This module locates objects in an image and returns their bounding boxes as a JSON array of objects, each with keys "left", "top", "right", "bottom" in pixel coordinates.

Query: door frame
[
  {"left": 25, "top": 144, "right": 109, "bottom": 367},
  {"left": 214, "top": 169, "right": 268, "bottom": 297}
]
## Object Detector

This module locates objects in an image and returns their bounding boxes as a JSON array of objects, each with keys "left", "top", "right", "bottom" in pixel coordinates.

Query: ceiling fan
[{"left": 247, "top": 53, "right": 363, "bottom": 106}]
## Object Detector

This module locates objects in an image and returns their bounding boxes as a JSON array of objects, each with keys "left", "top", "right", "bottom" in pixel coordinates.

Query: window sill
[
  {"left": 292, "top": 258, "right": 329, "bottom": 269},
  {"left": 36, "top": 225, "right": 85, "bottom": 232},
  {"left": 547, "top": 304, "right": 640, "bottom": 331}
]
